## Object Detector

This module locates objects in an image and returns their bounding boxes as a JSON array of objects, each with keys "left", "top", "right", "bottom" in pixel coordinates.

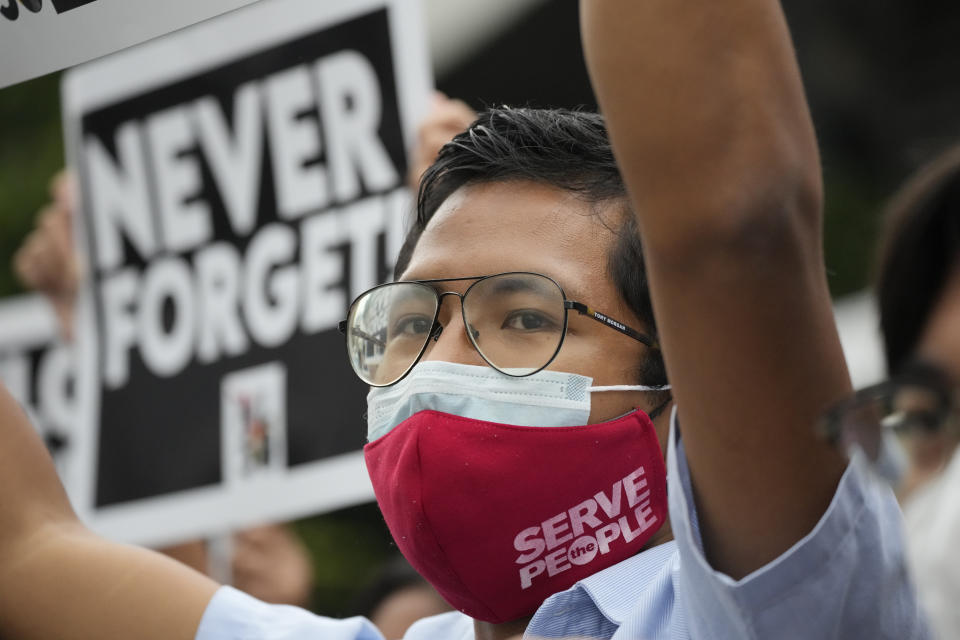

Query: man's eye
[
  {"left": 393, "top": 315, "right": 432, "bottom": 336},
  {"left": 502, "top": 310, "right": 557, "bottom": 331}
]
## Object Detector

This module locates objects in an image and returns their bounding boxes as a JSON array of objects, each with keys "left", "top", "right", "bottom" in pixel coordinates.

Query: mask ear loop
[
  {"left": 588, "top": 384, "right": 672, "bottom": 393},
  {"left": 586, "top": 384, "right": 674, "bottom": 421}
]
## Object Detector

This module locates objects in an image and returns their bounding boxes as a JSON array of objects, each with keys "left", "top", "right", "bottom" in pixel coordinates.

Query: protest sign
[
  {"left": 0, "top": 295, "right": 80, "bottom": 492},
  {"left": 62, "top": 0, "right": 431, "bottom": 546},
  {"left": 0, "top": 0, "right": 264, "bottom": 89}
]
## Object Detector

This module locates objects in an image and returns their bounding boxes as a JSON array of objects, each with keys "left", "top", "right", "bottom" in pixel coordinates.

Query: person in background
[
  {"left": 873, "top": 144, "right": 960, "bottom": 639},
  {"left": 351, "top": 556, "right": 451, "bottom": 640}
]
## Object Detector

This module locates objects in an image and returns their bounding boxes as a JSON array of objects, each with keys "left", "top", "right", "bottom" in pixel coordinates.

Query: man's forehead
[
  {"left": 404, "top": 181, "right": 619, "bottom": 286},
  {"left": 425, "top": 181, "right": 597, "bottom": 235}
]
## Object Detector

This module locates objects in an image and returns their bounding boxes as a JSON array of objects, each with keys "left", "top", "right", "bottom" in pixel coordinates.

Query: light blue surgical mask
[{"left": 366, "top": 361, "right": 670, "bottom": 441}]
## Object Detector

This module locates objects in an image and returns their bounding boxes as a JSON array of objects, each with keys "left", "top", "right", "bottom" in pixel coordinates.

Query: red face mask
[{"left": 364, "top": 408, "right": 668, "bottom": 623}]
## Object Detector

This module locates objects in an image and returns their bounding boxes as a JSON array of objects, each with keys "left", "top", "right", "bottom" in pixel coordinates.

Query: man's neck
[{"left": 643, "top": 518, "right": 675, "bottom": 550}]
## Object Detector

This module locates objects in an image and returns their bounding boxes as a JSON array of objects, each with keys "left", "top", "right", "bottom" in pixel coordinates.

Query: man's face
[{"left": 399, "top": 180, "right": 670, "bottom": 446}]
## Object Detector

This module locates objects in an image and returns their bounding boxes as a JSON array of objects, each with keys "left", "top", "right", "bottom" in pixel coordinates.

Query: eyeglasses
[
  {"left": 338, "top": 271, "right": 658, "bottom": 387},
  {"left": 819, "top": 361, "right": 956, "bottom": 464}
]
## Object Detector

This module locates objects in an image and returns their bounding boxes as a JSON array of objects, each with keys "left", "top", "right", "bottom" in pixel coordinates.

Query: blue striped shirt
[{"left": 197, "top": 411, "right": 929, "bottom": 639}]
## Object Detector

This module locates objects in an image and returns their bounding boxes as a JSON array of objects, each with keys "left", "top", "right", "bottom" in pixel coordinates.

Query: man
[{"left": 0, "top": 2, "right": 927, "bottom": 639}]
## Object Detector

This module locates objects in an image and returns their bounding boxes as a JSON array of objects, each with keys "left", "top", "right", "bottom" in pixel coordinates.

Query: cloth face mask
[{"left": 364, "top": 361, "right": 670, "bottom": 623}]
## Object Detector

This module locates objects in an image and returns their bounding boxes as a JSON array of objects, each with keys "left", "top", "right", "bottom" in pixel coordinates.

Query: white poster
[
  {"left": 0, "top": 0, "right": 266, "bottom": 89},
  {"left": 0, "top": 295, "right": 80, "bottom": 493},
  {"left": 62, "top": 0, "right": 432, "bottom": 546}
]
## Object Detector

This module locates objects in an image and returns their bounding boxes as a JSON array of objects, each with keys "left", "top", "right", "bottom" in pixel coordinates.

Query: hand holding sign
[
  {"left": 14, "top": 170, "right": 80, "bottom": 340},
  {"left": 232, "top": 524, "right": 314, "bottom": 608},
  {"left": 407, "top": 92, "right": 476, "bottom": 190}
]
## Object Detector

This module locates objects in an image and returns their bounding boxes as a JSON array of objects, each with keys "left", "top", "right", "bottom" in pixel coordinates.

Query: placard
[
  {"left": 0, "top": 0, "right": 264, "bottom": 89},
  {"left": 62, "top": 0, "right": 431, "bottom": 546},
  {"left": 0, "top": 295, "right": 80, "bottom": 493}
]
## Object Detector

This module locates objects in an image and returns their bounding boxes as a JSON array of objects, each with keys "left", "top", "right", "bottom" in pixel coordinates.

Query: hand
[
  {"left": 157, "top": 539, "right": 209, "bottom": 574},
  {"left": 232, "top": 524, "right": 314, "bottom": 607},
  {"left": 407, "top": 92, "right": 476, "bottom": 191},
  {"left": 13, "top": 170, "right": 81, "bottom": 340}
]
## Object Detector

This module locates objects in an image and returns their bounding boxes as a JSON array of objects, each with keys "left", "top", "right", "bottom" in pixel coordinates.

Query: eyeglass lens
[
  {"left": 345, "top": 273, "right": 567, "bottom": 386},
  {"left": 835, "top": 384, "right": 949, "bottom": 461}
]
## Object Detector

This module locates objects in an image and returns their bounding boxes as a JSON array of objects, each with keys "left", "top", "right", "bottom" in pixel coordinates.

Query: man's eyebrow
[{"left": 486, "top": 276, "right": 566, "bottom": 298}]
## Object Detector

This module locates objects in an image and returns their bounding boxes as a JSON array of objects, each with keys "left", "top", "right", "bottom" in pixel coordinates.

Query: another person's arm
[
  {"left": 581, "top": 0, "right": 849, "bottom": 578},
  {"left": 0, "top": 384, "right": 219, "bottom": 639}
]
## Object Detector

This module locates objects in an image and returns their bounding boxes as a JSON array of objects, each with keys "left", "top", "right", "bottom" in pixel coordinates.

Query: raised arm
[
  {"left": 0, "top": 384, "right": 218, "bottom": 639},
  {"left": 581, "top": 1, "right": 850, "bottom": 577}
]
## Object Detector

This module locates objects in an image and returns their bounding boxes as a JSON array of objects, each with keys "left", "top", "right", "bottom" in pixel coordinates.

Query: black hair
[
  {"left": 876, "top": 144, "right": 960, "bottom": 374},
  {"left": 394, "top": 107, "right": 668, "bottom": 388}
]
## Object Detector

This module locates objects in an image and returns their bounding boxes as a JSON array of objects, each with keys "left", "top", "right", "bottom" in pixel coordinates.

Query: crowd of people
[{"left": 2, "top": 0, "right": 960, "bottom": 638}]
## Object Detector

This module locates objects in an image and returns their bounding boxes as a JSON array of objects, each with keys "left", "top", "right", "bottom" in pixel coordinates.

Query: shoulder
[{"left": 403, "top": 611, "right": 474, "bottom": 640}]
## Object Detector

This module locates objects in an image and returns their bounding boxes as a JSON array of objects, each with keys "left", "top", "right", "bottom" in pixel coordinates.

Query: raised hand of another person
[
  {"left": 13, "top": 170, "right": 80, "bottom": 340},
  {"left": 407, "top": 92, "right": 476, "bottom": 191},
  {"left": 232, "top": 524, "right": 314, "bottom": 608}
]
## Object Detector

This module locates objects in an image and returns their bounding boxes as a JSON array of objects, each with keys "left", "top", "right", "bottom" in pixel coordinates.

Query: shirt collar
[{"left": 573, "top": 540, "right": 679, "bottom": 625}]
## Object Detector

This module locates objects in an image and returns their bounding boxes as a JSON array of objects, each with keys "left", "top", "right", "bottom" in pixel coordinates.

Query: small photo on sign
[{"left": 221, "top": 362, "right": 287, "bottom": 481}]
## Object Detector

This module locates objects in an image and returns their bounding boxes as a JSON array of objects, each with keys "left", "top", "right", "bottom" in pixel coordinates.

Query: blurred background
[{"left": 1, "top": 0, "right": 958, "bottom": 617}]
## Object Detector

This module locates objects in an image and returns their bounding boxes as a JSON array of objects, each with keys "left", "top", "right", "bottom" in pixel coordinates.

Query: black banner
[{"left": 78, "top": 8, "right": 407, "bottom": 507}]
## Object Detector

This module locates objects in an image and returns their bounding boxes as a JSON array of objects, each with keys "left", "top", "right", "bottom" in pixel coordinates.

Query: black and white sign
[
  {"left": 0, "top": 295, "right": 80, "bottom": 493},
  {"left": 0, "top": 0, "right": 264, "bottom": 89},
  {"left": 62, "top": 0, "right": 431, "bottom": 546}
]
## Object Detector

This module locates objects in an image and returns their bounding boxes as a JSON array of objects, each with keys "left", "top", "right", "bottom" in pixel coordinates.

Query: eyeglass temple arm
[{"left": 565, "top": 301, "right": 658, "bottom": 348}]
